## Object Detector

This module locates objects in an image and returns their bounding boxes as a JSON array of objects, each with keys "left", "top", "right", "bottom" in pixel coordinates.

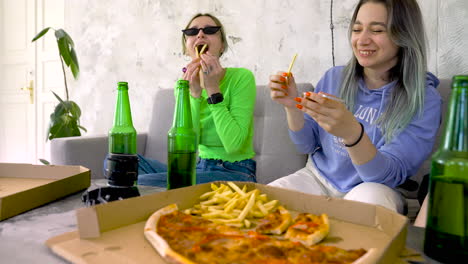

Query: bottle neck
[
  {"left": 173, "top": 83, "right": 193, "bottom": 128},
  {"left": 441, "top": 86, "right": 468, "bottom": 152},
  {"left": 113, "top": 88, "right": 134, "bottom": 127}
]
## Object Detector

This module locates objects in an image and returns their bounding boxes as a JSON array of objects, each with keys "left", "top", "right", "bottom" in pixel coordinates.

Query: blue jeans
[{"left": 136, "top": 154, "right": 256, "bottom": 187}]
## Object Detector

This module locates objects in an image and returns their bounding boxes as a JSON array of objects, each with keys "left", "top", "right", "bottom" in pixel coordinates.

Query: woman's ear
[{"left": 220, "top": 44, "right": 225, "bottom": 56}]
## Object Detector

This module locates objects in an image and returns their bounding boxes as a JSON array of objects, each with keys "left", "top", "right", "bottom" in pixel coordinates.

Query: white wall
[{"left": 64, "top": 0, "right": 468, "bottom": 135}]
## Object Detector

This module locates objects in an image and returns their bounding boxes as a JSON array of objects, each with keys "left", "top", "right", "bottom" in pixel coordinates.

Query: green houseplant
[{"left": 32, "top": 28, "right": 87, "bottom": 140}]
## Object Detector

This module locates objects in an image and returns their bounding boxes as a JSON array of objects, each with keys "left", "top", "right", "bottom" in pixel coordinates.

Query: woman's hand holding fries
[
  {"left": 182, "top": 57, "right": 203, "bottom": 98},
  {"left": 269, "top": 54, "right": 299, "bottom": 109},
  {"left": 185, "top": 182, "right": 279, "bottom": 228},
  {"left": 183, "top": 44, "right": 223, "bottom": 98},
  {"left": 199, "top": 52, "right": 224, "bottom": 96},
  {"left": 269, "top": 71, "right": 299, "bottom": 109}
]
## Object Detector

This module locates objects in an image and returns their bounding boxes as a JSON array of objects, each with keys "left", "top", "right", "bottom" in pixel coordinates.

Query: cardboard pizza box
[
  {"left": 0, "top": 163, "right": 90, "bottom": 221},
  {"left": 46, "top": 182, "right": 408, "bottom": 264}
]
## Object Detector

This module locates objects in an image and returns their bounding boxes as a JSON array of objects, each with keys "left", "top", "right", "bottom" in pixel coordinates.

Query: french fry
[
  {"left": 200, "top": 190, "right": 216, "bottom": 200},
  {"left": 256, "top": 200, "right": 269, "bottom": 216},
  {"left": 244, "top": 219, "right": 251, "bottom": 229},
  {"left": 258, "top": 194, "right": 268, "bottom": 202},
  {"left": 224, "top": 198, "right": 239, "bottom": 213},
  {"left": 264, "top": 200, "right": 278, "bottom": 209},
  {"left": 201, "top": 197, "right": 221, "bottom": 206},
  {"left": 237, "top": 190, "right": 258, "bottom": 222},
  {"left": 210, "top": 183, "right": 219, "bottom": 191},
  {"left": 199, "top": 44, "right": 208, "bottom": 55},
  {"left": 186, "top": 182, "right": 283, "bottom": 228},
  {"left": 228, "top": 181, "right": 247, "bottom": 197},
  {"left": 242, "top": 185, "right": 247, "bottom": 192},
  {"left": 196, "top": 44, "right": 208, "bottom": 89}
]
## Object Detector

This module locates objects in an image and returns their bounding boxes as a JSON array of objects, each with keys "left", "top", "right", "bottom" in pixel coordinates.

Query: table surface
[{"left": 0, "top": 180, "right": 442, "bottom": 264}]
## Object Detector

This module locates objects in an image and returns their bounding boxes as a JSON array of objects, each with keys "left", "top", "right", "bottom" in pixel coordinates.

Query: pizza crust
[
  {"left": 144, "top": 204, "right": 196, "bottom": 264},
  {"left": 352, "top": 248, "right": 377, "bottom": 264}
]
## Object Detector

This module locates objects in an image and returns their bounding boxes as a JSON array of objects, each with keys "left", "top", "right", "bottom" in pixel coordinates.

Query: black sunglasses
[{"left": 182, "top": 26, "right": 221, "bottom": 36}]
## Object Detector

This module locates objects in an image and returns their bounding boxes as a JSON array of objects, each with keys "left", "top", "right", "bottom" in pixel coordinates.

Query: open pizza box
[
  {"left": 46, "top": 182, "right": 408, "bottom": 263},
  {"left": 0, "top": 163, "right": 90, "bottom": 221}
]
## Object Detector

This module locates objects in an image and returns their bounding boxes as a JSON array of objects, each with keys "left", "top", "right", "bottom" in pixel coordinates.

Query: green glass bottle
[
  {"left": 109, "top": 82, "right": 137, "bottom": 155},
  {"left": 424, "top": 75, "right": 468, "bottom": 262},
  {"left": 106, "top": 81, "right": 139, "bottom": 187},
  {"left": 167, "top": 80, "right": 197, "bottom": 190}
]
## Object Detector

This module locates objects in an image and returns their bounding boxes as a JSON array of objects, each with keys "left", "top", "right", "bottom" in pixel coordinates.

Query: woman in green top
[{"left": 137, "top": 13, "right": 257, "bottom": 186}]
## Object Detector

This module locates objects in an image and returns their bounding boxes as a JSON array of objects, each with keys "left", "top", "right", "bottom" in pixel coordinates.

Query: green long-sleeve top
[{"left": 189, "top": 68, "right": 256, "bottom": 162}]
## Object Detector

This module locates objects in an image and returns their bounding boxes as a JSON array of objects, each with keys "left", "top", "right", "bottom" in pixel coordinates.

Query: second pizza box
[
  {"left": 46, "top": 182, "right": 408, "bottom": 263},
  {"left": 0, "top": 163, "right": 90, "bottom": 221}
]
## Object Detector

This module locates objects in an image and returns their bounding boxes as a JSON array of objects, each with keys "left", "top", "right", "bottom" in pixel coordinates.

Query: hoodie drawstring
[{"left": 372, "top": 90, "right": 386, "bottom": 142}]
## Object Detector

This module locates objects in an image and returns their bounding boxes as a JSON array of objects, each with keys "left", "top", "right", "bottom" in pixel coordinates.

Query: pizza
[
  {"left": 144, "top": 204, "right": 369, "bottom": 264},
  {"left": 255, "top": 205, "right": 292, "bottom": 235},
  {"left": 285, "top": 212, "right": 330, "bottom": 246}
]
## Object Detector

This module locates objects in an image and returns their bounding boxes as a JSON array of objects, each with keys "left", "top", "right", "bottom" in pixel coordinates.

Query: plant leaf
[
  {"left": 57, "top": 37, "right": 72, "bottom": 66},
  {"left": 69, "top": 48, "right": 80, "bottom": 79},
  {"left": 32, "top": 27, "right": 51, "bottom": 42},
  {"left": 78, "top": 125, "right": 88, "bottom": 132},
  {"left": 51, "top": 104, "right": 66, "bottom": 120},
  {"left": 61, "top": 29, "right": 75, "bottom": 48},
  {"left": 49, "top": 115, "right": 71, "bottom": 140},
  {"left": 52, "top": 91, "right": 65, "bottom": 104},
  {"left": 54, "top": 29, "right": 66, "bottom": 39},
  {"left": 69, "top": 101, "right": 82, "bottom": 119},
  {"left": 39, "top": 159, "right": 50, "bottom": 165}
]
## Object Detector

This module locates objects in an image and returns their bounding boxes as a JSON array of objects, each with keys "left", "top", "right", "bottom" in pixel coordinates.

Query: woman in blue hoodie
[{"left": 268, "top": 0, "right": 442, "bottom": 214}]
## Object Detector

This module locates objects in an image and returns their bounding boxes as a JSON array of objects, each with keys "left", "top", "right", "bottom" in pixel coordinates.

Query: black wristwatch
[{"left": 207, "top": 93, "right": 224, "bottom": 104}]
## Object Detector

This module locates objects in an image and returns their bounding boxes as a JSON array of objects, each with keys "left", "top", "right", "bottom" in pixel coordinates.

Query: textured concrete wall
[{"left": 65, "top": 0, "right": 468, "bottom": 135}]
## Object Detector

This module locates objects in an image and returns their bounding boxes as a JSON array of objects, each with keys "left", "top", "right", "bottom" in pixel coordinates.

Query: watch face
[{"left": 208, "top": 93, "right": 224, "bottom": 104}]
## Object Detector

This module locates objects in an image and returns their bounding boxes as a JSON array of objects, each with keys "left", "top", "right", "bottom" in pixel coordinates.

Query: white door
[{"left": 0, "top": 0, "right": 64, "bottom": 164}]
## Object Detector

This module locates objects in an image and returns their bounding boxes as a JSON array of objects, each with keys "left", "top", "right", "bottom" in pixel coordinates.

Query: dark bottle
[
  {"left": 424, "top": 75, "right": 468, "bottom": 263},
  {"left": 105, "top": 81, "right": 139, "bottom": 187},
  {"left": 167, "top": 80, "right": 197, "bottom": 189}
]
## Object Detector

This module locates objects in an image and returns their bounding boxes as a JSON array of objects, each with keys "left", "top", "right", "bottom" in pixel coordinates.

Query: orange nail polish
[
  {"left": 296, "top": 104, "right": 303, "bottom": 109},
  {"left": 305, "top": 92, "right": 311, "bottom": 97},
  {"left": 282, "top": 72, "right": 288, "bottom": 77},
  {"left": 279, "top": 77, "right": 286, "bottom": 82},
  {"left": 295, "top": 97, "right": 302, "bottom": 103},
  {"left": 281, "top": 85, "right": 287, "bottom": 90}
]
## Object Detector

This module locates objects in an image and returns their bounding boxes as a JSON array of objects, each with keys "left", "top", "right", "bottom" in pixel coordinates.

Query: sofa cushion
[{"left": 143, "top": 83, "right": 313, "bottom": 184}]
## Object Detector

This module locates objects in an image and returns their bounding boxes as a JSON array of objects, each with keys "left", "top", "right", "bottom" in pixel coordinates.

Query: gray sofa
[
  {"left": 51, "top": 80, "right": 451, "bottom": 216},
  {"left": 51, "top": 83, "right": 312, "bottom": 184}
]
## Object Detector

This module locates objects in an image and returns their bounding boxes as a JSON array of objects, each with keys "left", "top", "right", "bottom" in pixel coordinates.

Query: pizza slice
[
  {"left": 255, "top": 205, "right": 292, "bottom": 235},
  {"left": 284, "top": 212, "right": 330, "bottom": 246},
  {"left": 144, "top": 204, "right": 245, "bottom": 264}
]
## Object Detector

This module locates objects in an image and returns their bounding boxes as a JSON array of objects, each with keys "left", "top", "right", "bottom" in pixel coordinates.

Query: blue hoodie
[{"left": 290, "top": 66, "right": 442, "bottom": 192}]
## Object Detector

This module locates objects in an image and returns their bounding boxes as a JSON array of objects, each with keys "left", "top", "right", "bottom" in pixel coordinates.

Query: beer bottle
[
  {"left": 167, "top": 80, "right": 197, "bottom": 189},
  {"left": 424, "top": 75, "right": 468, "bottom": 262},
  {"left": 109, "top": 82, "right": 137, "bottom": 155},
  {"left": 106, "top": 81, "right": 138, "bottom": 187}
]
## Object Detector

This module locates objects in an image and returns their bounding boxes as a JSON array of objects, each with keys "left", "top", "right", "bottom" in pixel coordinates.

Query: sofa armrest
[{"left": 50, "top": 134, "right": 147, "bottom": 179}]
